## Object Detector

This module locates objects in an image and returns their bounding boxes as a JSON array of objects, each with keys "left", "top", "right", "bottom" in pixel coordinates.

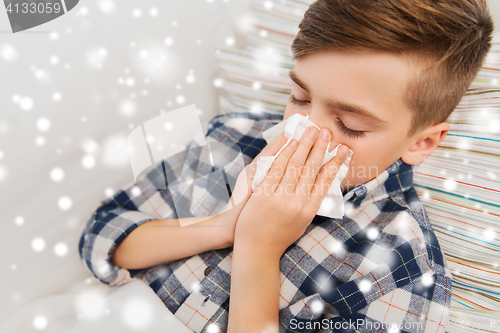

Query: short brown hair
[{"left": 291, "top": 0, "right": 494, "bottom": 137}]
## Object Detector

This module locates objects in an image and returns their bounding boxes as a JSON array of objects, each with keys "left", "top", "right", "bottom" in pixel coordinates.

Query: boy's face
[{"left": 283, "top": 49, "right": 420, "bottom": 194}]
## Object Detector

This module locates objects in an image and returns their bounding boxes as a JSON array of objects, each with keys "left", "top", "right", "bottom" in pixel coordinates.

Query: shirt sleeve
[
  {"left": 78, "top": 116, "right": 220, "bottom": 286},
  {"left": 78, "top": 111, "right": 276, "bottom": 286},
  {"left": 77, "top": 156, "right": 186, "bottom": 286},
  {"left": 277, "top": 211, "right": 452, "bottom": 333}
]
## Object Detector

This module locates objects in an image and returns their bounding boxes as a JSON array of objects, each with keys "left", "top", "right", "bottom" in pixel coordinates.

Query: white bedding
[
  {"left": 0, "top": 1, "right": 250, "bottom": 331},
  {"left": 0, "top": 279, "right": 192, "bottom": 333}
]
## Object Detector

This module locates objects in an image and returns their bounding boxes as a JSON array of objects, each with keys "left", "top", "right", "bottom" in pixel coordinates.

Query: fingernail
[
  {"left": 320, "top": 128, "right": 330, "bottom": 140},
  {"left": 290, "top": 139, "right": 298, "bottom": 148},
  {"left": 339, "top": 146, "right": 350, "bottom": 158},
  {"left": 308, "top": 127, "right": 318, "bottom": 138},
  {"left": 277, "top": 135, "right": 287, "bottom": 146}
]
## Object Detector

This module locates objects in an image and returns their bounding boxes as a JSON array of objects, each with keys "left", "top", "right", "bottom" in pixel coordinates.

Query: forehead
[{"left": 292, "top": 49, "right": 415, "bottom": 127}]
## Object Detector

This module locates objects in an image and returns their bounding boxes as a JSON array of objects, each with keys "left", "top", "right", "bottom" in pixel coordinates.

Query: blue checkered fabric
[{"left": 79, "top": 112, "right": 452, "bottom": 333}]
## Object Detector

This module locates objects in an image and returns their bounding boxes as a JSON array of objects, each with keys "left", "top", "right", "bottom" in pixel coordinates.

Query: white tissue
[{"left": 251, "top": 113, "right": 353, "bottom": 218}]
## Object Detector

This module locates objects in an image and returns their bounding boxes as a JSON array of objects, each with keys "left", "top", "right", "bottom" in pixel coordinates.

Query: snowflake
[
  {"left": 32, "top": 237, "right": 46, "bottom": 252},
  {"left": 33, "top": 315, "right": 48, "bottom": 330},
  {"left": 58, "top": 196, "right": 72, "bottom": 210},
  {"left": 358, "top": 279, "right": 371, "bottom": 293},
  {"left": 50, "top": 168, "right": 64, "bottom": 182},
  {"left": 54, "top": 242, "right": 68, "bottom": 257}
]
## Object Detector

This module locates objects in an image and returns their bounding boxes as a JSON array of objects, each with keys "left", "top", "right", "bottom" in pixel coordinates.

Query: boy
[{"left": 79, "top": 0, "right": 494, "bottom": 332}]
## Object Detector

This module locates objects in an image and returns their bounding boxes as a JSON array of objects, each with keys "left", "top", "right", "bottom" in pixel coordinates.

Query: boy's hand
[
  {"left": 217, "top": 131, "right": 289, "bottom": 248},
  {"left": 233, "top": 125, "right": 350, "bottom": 259}
]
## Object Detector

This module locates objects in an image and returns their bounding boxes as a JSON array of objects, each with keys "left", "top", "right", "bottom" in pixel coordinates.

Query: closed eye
[
  {"left": 336, "top": 118, "right": 366, "bottom": 139},
  {"left": 290, "top": 94, "right": 366, "bottom": 139},
  {"left": 289, "top": 94, "right": 310, "bottom": 106}
]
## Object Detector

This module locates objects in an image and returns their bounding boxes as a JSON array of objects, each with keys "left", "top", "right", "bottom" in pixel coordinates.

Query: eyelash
[
  {"left": 336, "top": 118, "right": 366, "bottom": 139},
  {"left": 289, "top": 94, "right": 366, "bottom": 139},
  {"left": 289, "top": 94, "right": 309, "bottom": 106}
]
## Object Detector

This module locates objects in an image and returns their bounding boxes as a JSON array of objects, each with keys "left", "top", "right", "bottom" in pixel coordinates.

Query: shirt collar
[{"left": 343, "top": 158, "right": 414, "bottom": 207}]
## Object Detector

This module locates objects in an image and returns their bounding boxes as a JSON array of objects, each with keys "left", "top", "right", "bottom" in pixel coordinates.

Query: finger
[
  {"left": 260, "top": 137, "right": 299, "bottom": 192},
  {"left": 295, "top": 128, "right": 331, "bottom": 198},
  {"left": 277, "top": 126, "right": 320, "bottom": 192},
  {"left": 251, "top": 112, "right": 307, "bottom": 164},
  {"left": 248, "top": 113, "right": 308, "bottom": 191},
  {"left": 258, "top": 133, "right": 287, "bottom": 159},
  {"left": 251, "top": 132, "right": 287, "bottom": 168},
  {"left": 310, "top": 145, "right": 351, "bottom": 207},
  {"left": 246, "top": 133, "right": 287, "bottom": 178}
]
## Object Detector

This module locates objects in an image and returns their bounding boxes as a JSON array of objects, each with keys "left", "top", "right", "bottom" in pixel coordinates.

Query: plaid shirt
[{"left": 79, "top": 112, "right": 452, "bottom": 333}]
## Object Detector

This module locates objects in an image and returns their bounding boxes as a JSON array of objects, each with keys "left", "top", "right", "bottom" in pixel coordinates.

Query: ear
[{"left": 401, "top": 122, "right": 450, "bottom": 165}]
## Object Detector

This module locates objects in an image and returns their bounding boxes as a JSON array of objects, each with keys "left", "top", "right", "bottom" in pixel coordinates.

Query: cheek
[
  {"left": 343, "top": 141, "right": 379, "bottom": 168},
  {"left": 283, "top": 103, "right": 303, "bottom": 120},
  {"left": 283, "top": 105, "right": 291, "bottom": 120},
  {"left": 346, "top": 138, "right": 398, "bottom": 176}
]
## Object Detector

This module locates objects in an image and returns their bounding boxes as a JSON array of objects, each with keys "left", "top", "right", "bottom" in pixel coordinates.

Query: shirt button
[{"left": 204, "top": 266, "right": 214, "bottom": 276}]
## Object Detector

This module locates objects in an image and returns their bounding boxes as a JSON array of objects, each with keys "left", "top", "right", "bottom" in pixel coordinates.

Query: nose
[{"left": 306, "top": 114, "right": 336, "bottom": 153}]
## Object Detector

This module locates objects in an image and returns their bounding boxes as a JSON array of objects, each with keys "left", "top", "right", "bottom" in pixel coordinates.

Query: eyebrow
[{"left": 288, "top": 70, "right": 388, "bottom": 124}]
